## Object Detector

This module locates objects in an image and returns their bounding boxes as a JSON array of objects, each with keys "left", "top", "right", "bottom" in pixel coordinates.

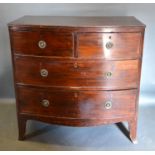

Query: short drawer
[
  {"left": 17, "top": 86, "right": 137, "bottom": 119},
  {"left": 77, "top": 32, "right": 142, "bottom": 59},
  {"left": 14, "top": 56, "right": 140, "bottom": 90},
  {"left": 10, "top": 30, "right": 73, "bottom": 57}
]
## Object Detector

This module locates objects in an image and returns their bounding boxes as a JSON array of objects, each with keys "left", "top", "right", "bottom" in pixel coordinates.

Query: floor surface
[{"left": 0, "top": 102, "right": 155, "bottom": 151}]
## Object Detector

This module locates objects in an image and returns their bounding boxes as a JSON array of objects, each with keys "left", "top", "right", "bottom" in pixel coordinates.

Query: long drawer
[
  {"left": 14, "top": 56, "right": 140, "bottom": 90},
  {"left": 17, "top": 86, "right": 137, "bottom": 119}
]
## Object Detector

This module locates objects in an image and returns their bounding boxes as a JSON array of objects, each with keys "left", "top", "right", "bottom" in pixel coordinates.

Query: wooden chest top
[{"left": 8, "top": 16, "right": 145, "bottom": 28}]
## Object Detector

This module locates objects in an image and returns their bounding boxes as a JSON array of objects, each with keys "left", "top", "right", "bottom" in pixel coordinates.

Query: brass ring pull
[
  {"left": 106, "top": 72, "right": 112, "bottom": 78},
  {"left": 105, "top": 101, "right": 112, "bottom": 110},
  {"left": 41, "top": 99, "right": 50, "bottom": 107},
  {"left": 40, "top": 69, "right": 48, "bottom": 77},
  {"left": 106, "top": 42, "right": 113, "bottom": 49},
  {"left": 38, "top": 40, "right": 46, "bottom": 49}
]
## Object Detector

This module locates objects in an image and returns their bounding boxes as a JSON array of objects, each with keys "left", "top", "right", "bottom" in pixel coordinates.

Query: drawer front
[
  {"left": 10, "top": 31, "right": 73, "bottom": 57},
  {"left": 77, "top": 33, "right": 142, "bottom": 59},
  {"left": 17, "top": 86, "right": 137, "bottom": 119},
  {"left": 14, "top": 56, "right": 139, "bottom": 89}
]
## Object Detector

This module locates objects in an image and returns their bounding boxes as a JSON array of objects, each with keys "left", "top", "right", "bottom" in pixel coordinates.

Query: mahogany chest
[{"left": 8, "top": 16, "right": 145, "bottom": 143}]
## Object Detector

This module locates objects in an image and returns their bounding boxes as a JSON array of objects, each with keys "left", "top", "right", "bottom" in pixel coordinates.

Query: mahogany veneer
[{"left": 8, "top": 16, "right": 145, "bottom": 143}]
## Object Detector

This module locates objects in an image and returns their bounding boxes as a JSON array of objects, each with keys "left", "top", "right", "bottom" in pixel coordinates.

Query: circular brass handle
[
  {"left": 106, "top": 42, "right": 113, "bottom": 49},
  {"left": 40, "top": 69, "right": 48, "bottom": 77},
  {"left": 106, "top": 72, "right": 112, "bottom": 78},
  {"left": 105, "top": 101, "right": 112, "bottom": 110},
  {"left": 41, "top": 99, "right": 50, "bottom": 107},
  {"left": 38, "top": 40, "right": 46, "bottom": 49}
]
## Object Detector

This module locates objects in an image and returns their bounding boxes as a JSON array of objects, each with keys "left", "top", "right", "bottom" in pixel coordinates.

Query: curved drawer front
[
  {"left": 77, "top": 32, "right": 142, "bottom": 59},
  {"left": 17, "top": 86, "right": 137, "bottom": 119},
  {"left": 14, "top": 56, "right": 139, "bottom": 89},
  {"left": 10, "top": 31, "right": 73, "bottom": 57}
]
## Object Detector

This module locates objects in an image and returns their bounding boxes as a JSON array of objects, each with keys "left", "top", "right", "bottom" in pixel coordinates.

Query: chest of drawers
[{"left": 8, "top": 16, "right": 145, "bottom": 143}]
